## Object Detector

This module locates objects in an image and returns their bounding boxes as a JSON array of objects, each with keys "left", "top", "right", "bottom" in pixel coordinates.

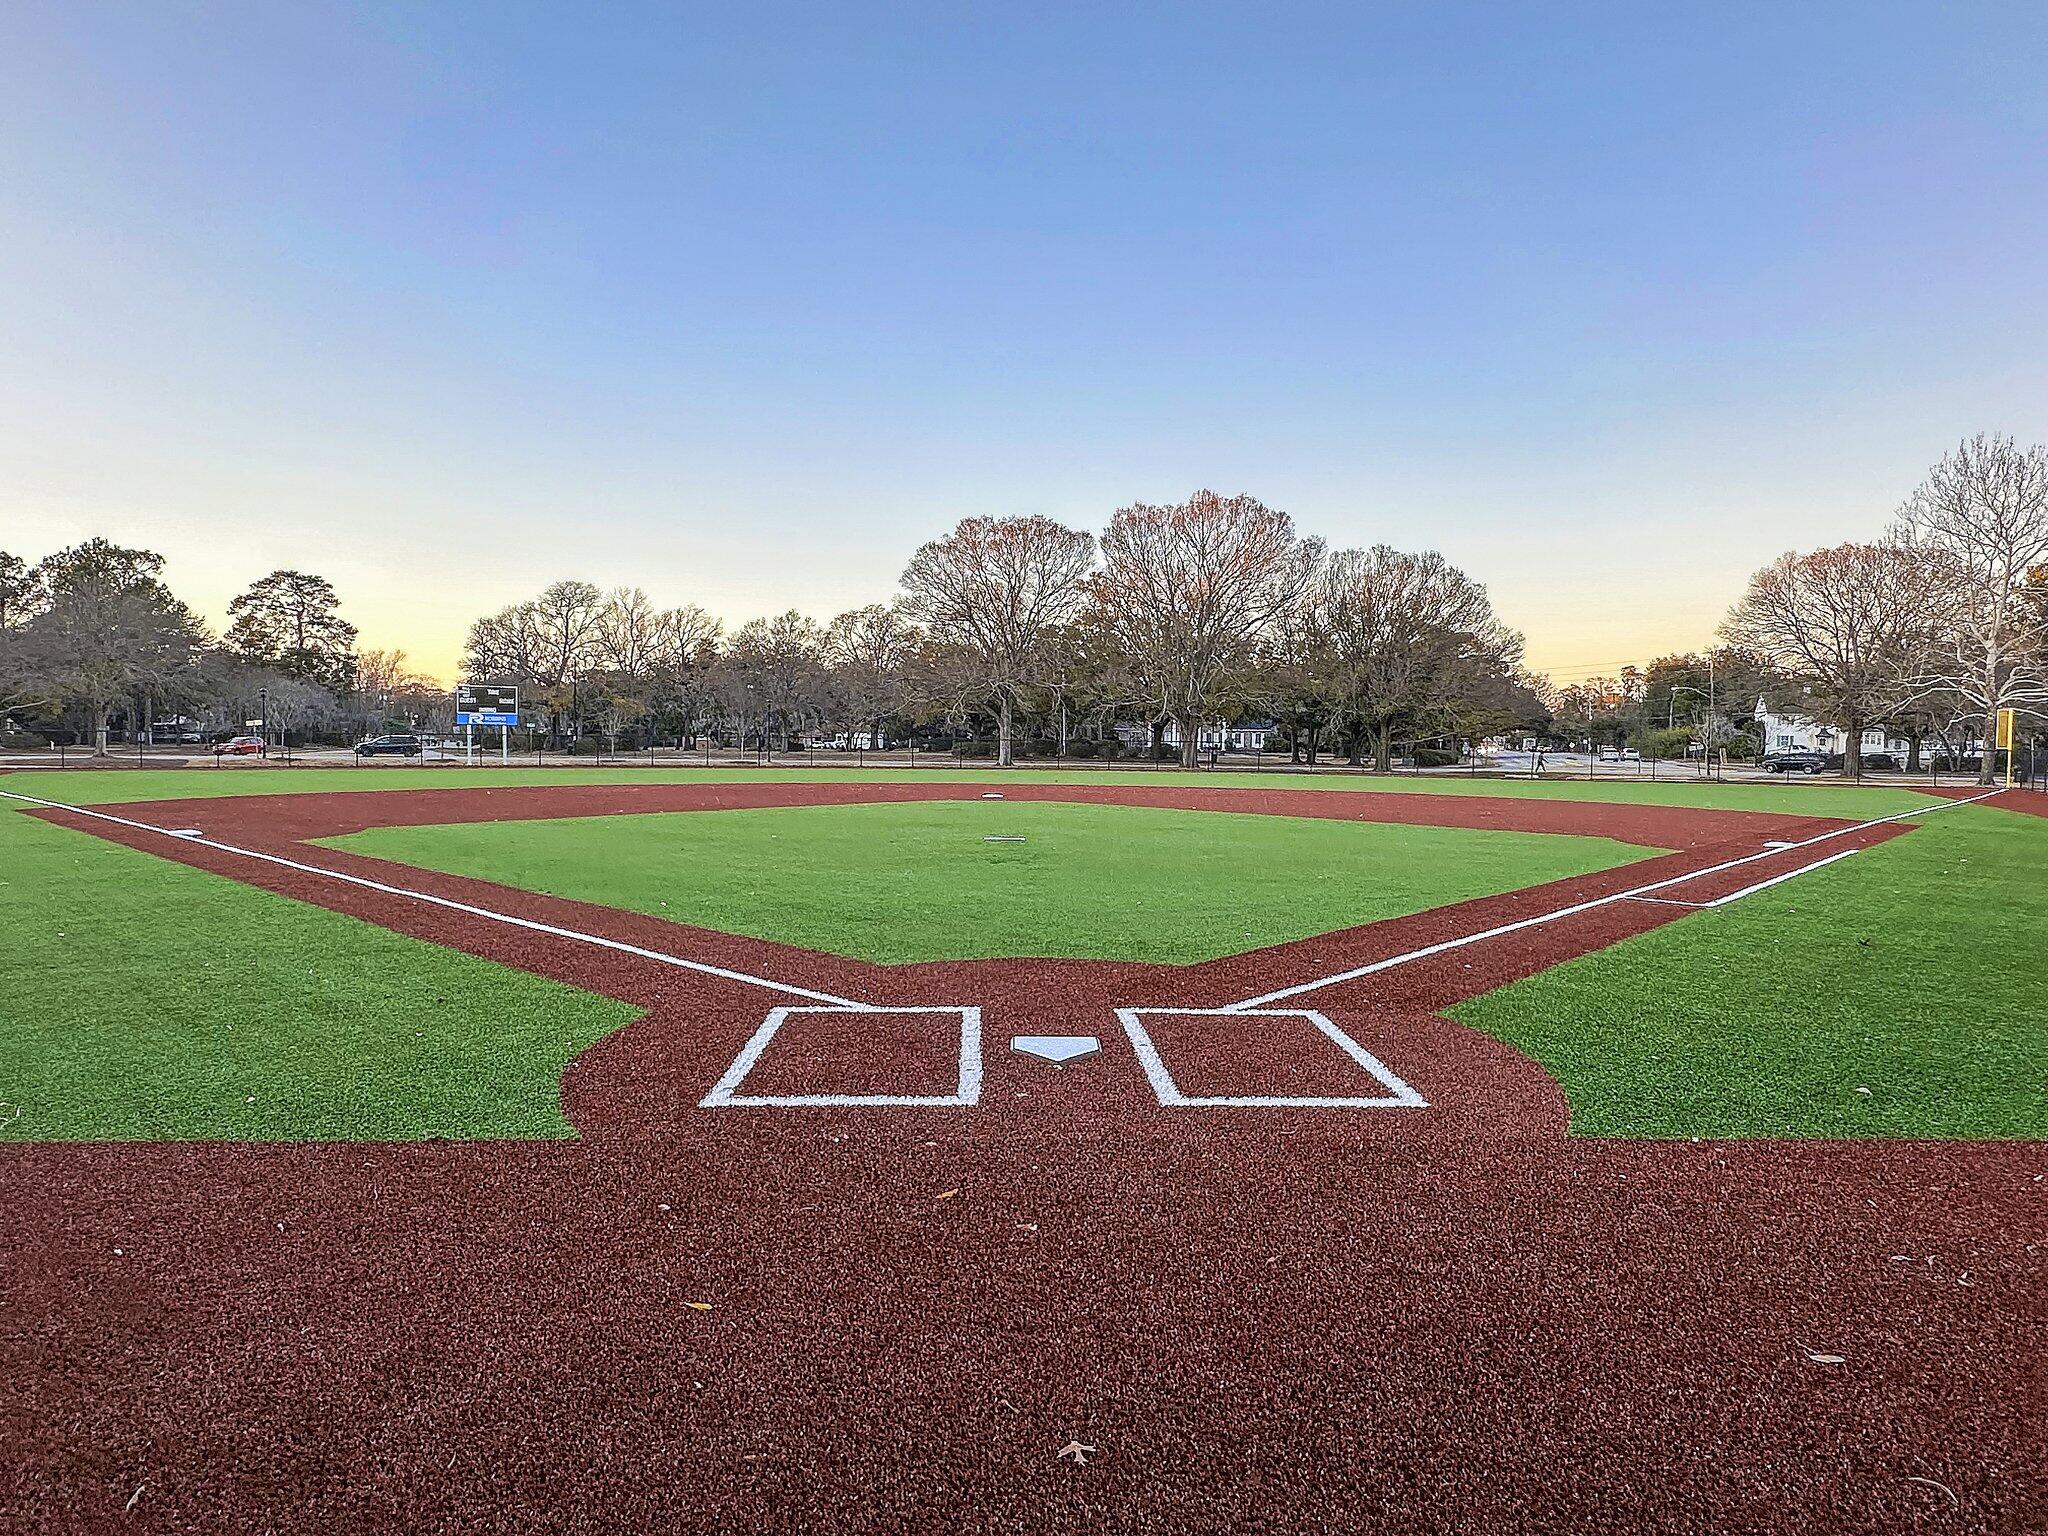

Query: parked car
[
  {"left": 214, "top": 735, "right": 268, "bottom": 757},
  {"left": 1760, "top": 750, "right": 1827, "bottom": 775},
  {"left": 1860, "top": 752, "right": 1902, "bottom": 772},
  {"left": 355, "top": 734, "right": 424, "bottom": 757}
]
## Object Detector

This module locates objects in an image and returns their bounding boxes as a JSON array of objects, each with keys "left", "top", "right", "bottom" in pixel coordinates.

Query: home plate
[
  {"left": 167, "top": 829, "right": 205, "bottom": 839},
  {"left": 1011, "top": 1035, "right": 1100, "bottom": 1064},
  {"left": 1763, "top": 840, "right": 1798, "bottom": 849}
]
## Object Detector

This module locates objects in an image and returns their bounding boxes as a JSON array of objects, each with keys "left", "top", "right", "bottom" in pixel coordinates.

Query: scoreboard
[{"left": 456, "top": 683, "right": 520, "bottom": 728}]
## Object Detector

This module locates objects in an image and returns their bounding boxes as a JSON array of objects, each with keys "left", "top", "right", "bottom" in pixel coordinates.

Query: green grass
[
  {"left": 323, "top": 799, "right": 1656, "bottom": 965},
  {"left": 5, "top": 767, "right": 2035, "bottom": 1145},
  {"left": 1451, "top": 805, "right": 2048, "bottom": 1139},
  {"left": 0, "top": 807, "right": 637, "bottom": 1142},
  {"left": 0, "top": 763, "right": 1948, "bottom": 817}
]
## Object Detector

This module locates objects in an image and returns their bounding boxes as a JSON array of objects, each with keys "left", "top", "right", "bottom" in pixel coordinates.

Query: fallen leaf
[
  {"left": 1057, "top": 1440, "right": 1096, "bottom": 1465},
  {"left": 936, "top": 1188, "right": 959, "bottom": 1200},
  {"left": 685, "top": 1301, "right": 714, "bottom": 1311},
  {"left": 1804, "top": 1351, "right": 1846, "bottom": 1365},
  {"left": 1905, "top": 1475, "right": 1959, "bottom": 1508}
]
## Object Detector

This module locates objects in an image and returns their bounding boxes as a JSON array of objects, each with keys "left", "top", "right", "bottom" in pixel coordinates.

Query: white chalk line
[
  {"left": 0, "top": 789, "right": 867, "bottom": 1010},
  {"left": 701, "top": 1006, "right": 983, "bottom": 1108},
  {"left": 1224, "top": 789, "right": 2008, "bottom": 1011},
  {"left": 1622, "top": 847, "right": 1862, "bottom": 908},
  {"left": 1117, "top": 1008, "right": 1427, "bottom": 1109}
]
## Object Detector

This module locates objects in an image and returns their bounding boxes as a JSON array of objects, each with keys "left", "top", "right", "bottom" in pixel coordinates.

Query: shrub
[
  {"left": 1412, "top": 747, "right": 1462, "bottom": 768},
  {"left": 1643, "top": 726, "right": 1696, "bottom": 761},
  {"left": 1065, "top": 738, "right": 1098, "bottom": 758}
]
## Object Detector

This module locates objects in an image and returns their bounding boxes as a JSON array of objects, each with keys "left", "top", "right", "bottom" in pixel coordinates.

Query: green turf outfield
[
  {"left": 321, "top": 799, "right": 1654, "bottom": 965},
  {"left": 0, "top": 807, "right": 635, "bottom": 1142},
  {"left": 1452, "top": 804, "right": 2048, "bottom": 1139}
]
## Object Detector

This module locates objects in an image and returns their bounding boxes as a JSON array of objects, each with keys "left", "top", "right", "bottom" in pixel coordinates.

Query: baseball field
[{"left": 4, "top": 767, "right": 2043, "bottom": 1532}]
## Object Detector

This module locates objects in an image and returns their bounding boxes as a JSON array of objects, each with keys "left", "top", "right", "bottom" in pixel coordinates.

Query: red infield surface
[{"left": 6, "top": 782, "right": 2043, "bottom": 1534}]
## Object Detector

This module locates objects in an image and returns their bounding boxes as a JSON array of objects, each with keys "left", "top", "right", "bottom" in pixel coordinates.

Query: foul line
[
  {"left": 1225, "top": 789, "right": 2007, "bottom": 1011},
  {"left": 1623, "top": 847, "right": 1862, "bottom": 908},
  {"left": 0, "top": 789, "right": 867, "bottom": 1010}
]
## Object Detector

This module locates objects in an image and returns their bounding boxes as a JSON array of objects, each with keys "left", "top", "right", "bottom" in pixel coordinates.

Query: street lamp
[{"left": 257, "top": 686, "right": 268, "bottom": 756}]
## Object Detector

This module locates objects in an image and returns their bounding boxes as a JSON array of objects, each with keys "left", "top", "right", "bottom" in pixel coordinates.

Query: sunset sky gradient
[{"left": 4, "top": 2, "right": 2045, "bottom": 683}]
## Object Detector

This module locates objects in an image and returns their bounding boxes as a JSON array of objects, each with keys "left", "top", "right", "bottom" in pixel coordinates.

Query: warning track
[{"left": 4, "top": 781, "right": 2042, "bottom": 1533}]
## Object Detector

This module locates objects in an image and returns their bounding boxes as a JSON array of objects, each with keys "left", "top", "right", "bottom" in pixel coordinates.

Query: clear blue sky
[{"left": 3, "top": 2, "right": 2044, "bottom": 681}]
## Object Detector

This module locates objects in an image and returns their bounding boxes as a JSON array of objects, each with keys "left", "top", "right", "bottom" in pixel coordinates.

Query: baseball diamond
[{"left": 3, "top": 768, "right": 2042, "bottom": 1533}]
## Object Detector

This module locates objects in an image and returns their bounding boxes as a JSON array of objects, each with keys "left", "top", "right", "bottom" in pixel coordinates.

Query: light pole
[{"left": 257, "top": 686, "right": 268, "bottom": 757}]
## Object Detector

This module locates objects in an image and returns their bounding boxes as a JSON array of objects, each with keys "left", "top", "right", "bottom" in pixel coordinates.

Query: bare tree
[
  {"left": 463, "top": 581, "right": 604, "bottom": 745},
  {"left": 1320, "top": 545, "right": 1522, "bottom": 771},
  {"left": 594, "top": 587, "right": 667, "bottom": 680},
  {"left": 1722, "top": 542, "right": 1950, "bottom": 775},
  {"left": 718, "top": 611, "right": 828, "bottom": 752},
  {"left": 462, "top": 603, "right": 543, "bottom": 689},
  {"left": 825, "top": 604, "right": 918, "bottom": 750},
  {"left": 646, "top": 605, "right": 722, "bottom": 747},
  {"left": 527, "top": 580, "right": 606, "bottom": 691},
  {"left": 351, "top": 648, "right": 443, "bottom": 736},
  {"left": 1094, "top": 490, "right": 1322, "bottom": 767},
  {"left": 899, "top": 515, "right": 1095, "bottom": 766},
  {"left": 1894, "top": 433, "right": 2048, "bottom": 783}
]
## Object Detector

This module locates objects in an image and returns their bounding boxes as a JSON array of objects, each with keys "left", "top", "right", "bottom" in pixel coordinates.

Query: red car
[{"left": 214, "top": 735, "right": 268, "bottom": 757}]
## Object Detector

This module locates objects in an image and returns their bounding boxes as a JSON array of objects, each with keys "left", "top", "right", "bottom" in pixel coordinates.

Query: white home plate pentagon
[{"left": 1011, "top": 1034, "right": 1100, "bottom": 1064}]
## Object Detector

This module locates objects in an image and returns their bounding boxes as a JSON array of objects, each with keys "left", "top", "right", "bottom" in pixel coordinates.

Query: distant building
[
  {"left": 1116, "top": 720, "right": 1275, "bottom": 753},
  {"left": 1751, "top": 697, "right": 1978, "bottom": 757}
]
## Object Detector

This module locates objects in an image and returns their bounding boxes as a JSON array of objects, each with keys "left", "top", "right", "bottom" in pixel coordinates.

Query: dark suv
[
  {"left": 355, "top": 734, "right": 424, "bottom": 757},
  {"left": 1759, "top": 750, "right": 1827, "bottom": 775}
]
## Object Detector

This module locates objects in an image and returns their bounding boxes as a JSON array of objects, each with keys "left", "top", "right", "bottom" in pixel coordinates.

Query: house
[
  {"left": 1751, "top": 697, "right": 1976, "bottom": 758},
  {"left": 1115, "top": 720, "right": 1276, "bottom": 753}
]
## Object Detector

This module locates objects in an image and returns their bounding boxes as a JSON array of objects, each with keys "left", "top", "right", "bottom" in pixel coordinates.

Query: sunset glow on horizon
[{"left": 5, "top": 4, "right": 2045, "bottom": 688}]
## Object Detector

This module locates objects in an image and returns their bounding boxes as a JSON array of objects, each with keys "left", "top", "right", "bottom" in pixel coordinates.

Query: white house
[
  {"left": 1751, "top": 697, "right": 1978, "bottom": 758},
  {"left": 1116, "top": 720, "right": 1275, "bottom": 753}
]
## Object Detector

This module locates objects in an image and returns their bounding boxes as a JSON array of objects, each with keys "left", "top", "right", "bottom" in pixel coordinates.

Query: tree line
[
  {"left": 0, "top": 542, "right": 438, "bottom": 751},
  {"left": 1719, "top": 433, "right": 2048, "bottom": 783},
  {"left": 5, "top": 446, "right": 2041, "bottom": 777},
  {"left": 458, "top": 490, "right": 1543, "bottom": 768}
]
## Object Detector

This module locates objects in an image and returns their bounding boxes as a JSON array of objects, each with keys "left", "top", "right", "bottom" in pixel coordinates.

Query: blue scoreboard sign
[{"left": 456, "top": 683, "right": 520, "bottom": 728}]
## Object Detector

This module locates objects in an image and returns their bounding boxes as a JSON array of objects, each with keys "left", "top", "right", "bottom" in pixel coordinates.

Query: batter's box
[
  {"left": 1116, "top": 1008, "right": 1427, "bottom": 1109},
  {"left": 700, "top": 1006, "right": 984, "bottom": 1108}
]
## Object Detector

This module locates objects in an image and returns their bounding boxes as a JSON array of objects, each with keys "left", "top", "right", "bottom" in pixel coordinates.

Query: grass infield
[{"left": 322, "top": 799, "right": 1654, "bottom": 965}]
